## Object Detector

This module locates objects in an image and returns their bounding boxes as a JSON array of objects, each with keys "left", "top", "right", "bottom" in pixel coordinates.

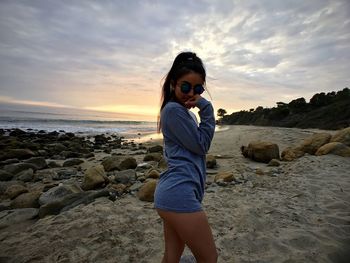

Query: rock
[
  {"left": 39, "top": 189, "right": 110, "bottom": 218},
  {"left": 119, "top": 157, "right": 137, "bottom": 170},
  {"left": 0, "top": 158, "right": 19, "bottom": 165},
  {"left": 9, "top": 128, "right": 26, "bottom": 136},
  {"left": 216, "top": 179, "right": 228, "bottom": 187},
  {"left": 101, "top": 156, "right": 137, "bottom": 171},
  {"left": 315, "top": 142, "right": 350, "bottom": 157},
  {"left": 148, "top": 145, "right": 163, "bottom": 153},
  {"left": 137, "top": 179, "right": 157, "bottom": 202},
  {"left": 330, "top": 127, "right": 350, "bottom": 146},
  {"left": 4, "top": 184, "right": 28, "bottom": 199},
  {"left": 17, "top": 168, "right": 34, "bottom": 182},
  {"left": 281, "top": 147, "right": 305, "bottom": 161},
  {"left": 299, "top": 133, "right": 331, "bottom": 155},
  {"left": 0, "top": 149, "right": 35, "bottom": 161},
  {"left": 143, "top": 153, "right": 162, "bottom": 162},
  {"left": 113, "top": 169, "right": 136, "bottom": 184},
  {"left": 206, "top": 155, "right": 217, "bottom": 168},
  {"left": 110, "top": 184, "right": 127, "bottom": 195},
  {"left": 241, "top": 141, "right": 280, "bottom": 163},
  {"left": 0, "top": 208, "right": 38, "bottom": 229},
  {"left": 60, "top": 151, "right": 81, "bottom": 159},
  {"left": 255, "top": 168, "right": 264, "bottom": 175},
  {"left": 94, "top": 134, "right": 109, "bottom": 145},
  {"left": 11, "top": 191, "right": 41, "bottom": 208},
  {"left": 158, "top": 158, "right": 168, "bottom": 170},
  {"left": 129, "top": 182, "right": 144, "bottom": 192},
  {"left": 0, "top": 181, "right": 25, "bottom": 196},
  {"left": 82, "top": 165, "right": 106, "bottom": 190},
  {"left": 39, "top": 184, "right": 81, "bottom": 206},
  {"left": 47, "top": 161, "right": 61, "bottom": 168},
  {"left": 146, "top": 169, "right": 160, "bottom": 179},
  {"left": 24, "top": 157, "right": 48, "bottom": 170},
  {"left": 3, "top": 163, "right": 37, "bottom": 175},
  {"left": 63, "top": 158, "right": 84, "bottom": 167},
  {"left": 49, "top": 143, "right": 67, "bottom": 153},
  {"left": 54, "top": 169, "right": 78, "bottom": 180},
  {"left": 267, "top": 159, "right": 281, "bottom": 166},
  {"left": 136, "top": 162, "right": 153, "bottom": 172},
  {"left": 0, "top": 170, "right": 13, "bottom": 181},
  {"left": 101, "top": 156, "right": 121, "bottom": 172},
  {"left": 214, "top": 171, "right": 234, "bottom": 183},
  {"left": 39, "top": 192, "right": 85, "bottom": 218}
]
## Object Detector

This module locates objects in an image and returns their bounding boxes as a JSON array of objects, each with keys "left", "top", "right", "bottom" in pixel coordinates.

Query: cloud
[{"left": 0, "top": 0, "right": 349, "bottom": 117}]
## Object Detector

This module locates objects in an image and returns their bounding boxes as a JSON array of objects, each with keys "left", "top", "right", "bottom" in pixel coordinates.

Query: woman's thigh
[
  {"left": 157, "top": 209, "right": 217, "bottom": 262},
  {"left": 162, "top": 220, "right": 185, "bottom": 261}
]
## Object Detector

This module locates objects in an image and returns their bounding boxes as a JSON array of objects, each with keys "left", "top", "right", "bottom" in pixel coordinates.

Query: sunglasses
[{"left": 179, "top": 81, "right": 205, "bottom": 95}]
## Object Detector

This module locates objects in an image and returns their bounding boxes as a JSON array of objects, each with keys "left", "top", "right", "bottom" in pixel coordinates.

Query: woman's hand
[{"left": 184, "top": 94, "right": 201, "bottom": 109}]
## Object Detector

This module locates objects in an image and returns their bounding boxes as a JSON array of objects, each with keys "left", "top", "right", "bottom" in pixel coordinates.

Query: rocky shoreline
[
  {"left": 1, "top": 126, "right": 350, "bottom": 262},
  {"left": 0, "top": 128, "right": 168, "bottom": 223}
]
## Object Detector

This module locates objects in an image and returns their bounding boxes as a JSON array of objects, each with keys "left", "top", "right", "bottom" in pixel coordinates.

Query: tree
[
  {"left": 288, "top": 97, "right": 308, "bottom": 114},
  {"left": 217, "top": 108, "right": 227, "bottom": 118}
]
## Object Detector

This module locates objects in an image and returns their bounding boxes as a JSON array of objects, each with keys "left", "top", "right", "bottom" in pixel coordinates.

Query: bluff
[{"left": 220, "top": 88, "right": 350, "bottom": 130}]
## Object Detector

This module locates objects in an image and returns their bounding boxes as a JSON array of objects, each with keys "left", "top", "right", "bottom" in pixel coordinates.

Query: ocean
[{"left": 0, "top": 103, "right": 158, "bottom": 139}]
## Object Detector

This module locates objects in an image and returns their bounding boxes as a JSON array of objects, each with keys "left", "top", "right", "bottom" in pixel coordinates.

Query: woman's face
[{"left": 174, "top": 72, "right": 204, "bottom": 106}]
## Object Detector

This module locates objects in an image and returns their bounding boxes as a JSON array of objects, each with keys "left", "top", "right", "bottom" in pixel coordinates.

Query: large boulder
[
  {"left": 241, "top": 141, "right": 280, "bottom": 163},
  {"left": 137, "top": 179, "right": 157, "bottom": 202},
  {"left": 82, "top": 165, "right": 107, "bottom": 190},
  {"left": 299, "top": 133, "right": 331, "bottom": 155},
  {"left": 330, "top": 127, "right": 350, "bottom": 146},
  {"left": 315, "top": 142, "right": 350, "bottom": 157},
  {"left": 39, "top": 184, "right": 82, "bottom": 206},
  {"left": 0, "top": 208, "right": 39, "bottom": 229},
  {"left": 39, "top": 189, "right": 110, "bottom": 218}
]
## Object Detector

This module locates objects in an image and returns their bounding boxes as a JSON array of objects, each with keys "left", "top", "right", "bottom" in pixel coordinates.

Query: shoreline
[{"left": 0, "top": 126, "right": 349, "bottom": 262}]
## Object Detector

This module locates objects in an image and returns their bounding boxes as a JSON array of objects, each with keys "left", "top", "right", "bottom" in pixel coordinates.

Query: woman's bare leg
[
  {"left": 161, "top": 219, "right": 185, "bottom": 263},
  {"left": 157, "top": 209, "right": 218, "bottom": 263}
]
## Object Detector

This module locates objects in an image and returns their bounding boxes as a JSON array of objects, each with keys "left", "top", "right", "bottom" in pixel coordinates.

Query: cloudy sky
[{"left": 0, "top": 0, "right": 349, "bottom": 121}]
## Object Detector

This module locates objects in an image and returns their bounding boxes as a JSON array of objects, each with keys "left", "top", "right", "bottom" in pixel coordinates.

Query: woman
[{"left": 154, "top": 52, "right": 217, "bottom": 263}]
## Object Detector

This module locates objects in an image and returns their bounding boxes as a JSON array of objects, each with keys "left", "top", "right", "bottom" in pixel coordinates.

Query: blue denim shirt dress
[{"left": 154, "top": 97, "right": 215, "bottom": 212}]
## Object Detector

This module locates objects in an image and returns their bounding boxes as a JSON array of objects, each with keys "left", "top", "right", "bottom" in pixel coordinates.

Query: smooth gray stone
[{"left": 0, "top": 208, "right": 38, "bottom": 229}]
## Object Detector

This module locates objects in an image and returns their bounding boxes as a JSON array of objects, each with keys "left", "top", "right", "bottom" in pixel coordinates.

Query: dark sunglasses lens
[
  {"left": 194, "top": 85, "right": 204, "bottom": 94},
  {"left": 180, "top": 83, "right": 191, "bottom": 94}
]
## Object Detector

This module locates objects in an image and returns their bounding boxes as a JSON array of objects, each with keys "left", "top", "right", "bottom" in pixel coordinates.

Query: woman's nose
[{"left": 187, "top": 88, "right": 194, "bottom": 96}]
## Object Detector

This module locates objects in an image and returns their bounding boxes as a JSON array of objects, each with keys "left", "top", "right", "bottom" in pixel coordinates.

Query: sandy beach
[{"left": 0, "top": 125, "right": 349, "bottom": 263}]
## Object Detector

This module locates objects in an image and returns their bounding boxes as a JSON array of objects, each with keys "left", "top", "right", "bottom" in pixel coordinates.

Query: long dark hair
[{"left": 157, "top": 52, "right": 206, "bottom": 132}]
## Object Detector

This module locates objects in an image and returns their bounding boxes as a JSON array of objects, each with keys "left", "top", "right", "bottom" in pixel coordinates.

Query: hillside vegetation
[{"left": 220, "top": 88, "right": 350, "bottom": 130}]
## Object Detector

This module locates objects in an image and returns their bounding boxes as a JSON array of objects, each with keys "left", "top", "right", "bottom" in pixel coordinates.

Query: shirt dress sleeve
[{"left": 162, "top": 98, "right": 215, "bottom": 156}]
